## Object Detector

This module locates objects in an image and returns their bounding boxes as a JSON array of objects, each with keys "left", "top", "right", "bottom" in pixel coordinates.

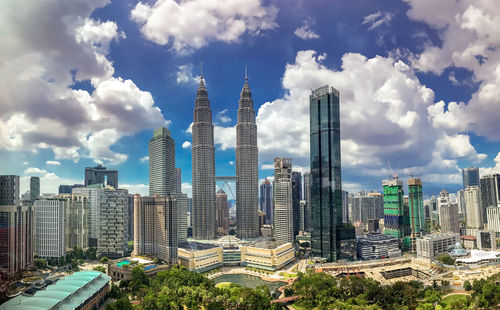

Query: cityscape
[{"left": 1, "top": 1, "right": 500, "bottom": 310}]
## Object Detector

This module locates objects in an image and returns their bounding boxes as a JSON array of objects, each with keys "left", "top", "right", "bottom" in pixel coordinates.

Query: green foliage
[
  {"left": 284, "top": 287, "right": 294, "bottom": 297},
  {"left": 437, "top": 254, "right": 455, "bottom": 265},
  {"left": 34, "top": 258, "right": 47, "bottom": 269},
  {"left": 463, "top": 280, "right": 472, "bottom": 291},
  {"left": 101, "top": 257, "right": 109, "bottom": 263},
  {"left": 109, "top": 283, "right": 123, "bottom": 299},
  {"left": 93, "top": 266, "right": 106, "bottom": 273},
  {"left": 84, "top": 247, "right": 97, "bottom": 260},
  {"left": 130, "top": 266, "right": 149, "bottom": 293}
]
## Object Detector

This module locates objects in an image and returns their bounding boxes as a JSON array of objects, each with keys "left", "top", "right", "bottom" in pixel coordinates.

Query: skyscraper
[
  {"left": 408, "top": 177, "right": 425, "bottom": 252},
  {"left": 30, "top": 176, "right": 40, "bottom": 203},
  {"left": 216, "top": 189, "right": 230, "bottom": 235},
  {"left": 480, "top": 174, "right": 500, "bottom": 224},
  {"left": 350, "top": 192, "right": 384, "bottom": 224},
  {"left": 383, "top": 177, "right": 404, "bottom": 239},
  {"left": 236, "top": 74, "right": 259, "bottom": 239},
  {"left": 462, "top": 167, "right": 480, "bottom": 188},
  {"left": 34, "top": 198, "right": 66, "bottom": 260},
  {"left": 273, "top": 157, "right": 293, "bottom": 244},
  {"left": 191, "top": 76, "right": 216, "bottom": 240},
  {"left": 149, "top": 127, "right": 176, "bottom": 196},
  {"left": 260, "top": 178, "right": 272, "bottom": 225},
  {"left": 303, "top": 172, "right": 311, "bottom": 232},
  {"left": 175, "top": 168, "right": 182, "bottom": 193},
  {"left": 440, "top": 203, "right": 460, "bottom": 233},
  {"left": 291, "top": 171, "right": 302, "bottom": 237},
  {"left": 0, "top": 175, "right": 20, "bottom": 206},
  {"left": 464, "top": 185, "right": 483, "bottom": 229},
  {"left": 85, "top": 165, "right": 118, "bottom": 188},
  {"left": 309, "top": 85, "right": 345, "bottom": 262},
  {"left": 342, "top": 190, "right": 349, "bottom": 223}
]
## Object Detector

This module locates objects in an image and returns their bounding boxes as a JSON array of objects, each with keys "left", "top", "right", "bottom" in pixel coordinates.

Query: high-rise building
[
  {"left": 462, "top": 167, "right": 480, "bottom": 188},
  {"left": 85, "top": 165, "right": 118, "bottom": 188},
  {"left": 273, "top": 157, "right": 293, "bottom": 244},
  {"left": 416, "top": 233, "right": 460, "bottom": 262},
  {"left": 58, "top": 184, "right": 84, "bottom": 195},
  {"left": 480, "top": 174, "right": 500, "bottom": 224},
  {"left": 236, "top": 74, "right": 259, "bottom": 239},
  {"left": 34, "top": 198, "right": 66, "bottom": 259},
  {"left": 73, "top": 187, "right": 99, "bottom": 246},
  {"left": 291, "top": 171, "right": 302, "bottom": 237},
  {"left": 127, "top": 194, "right": 134, "bottom": 241},
  {"left": 174, "top": 193, "right": 188, "bottom": 243},
  {"left": 30, "top": 176, "right": 40, "bottom": 203},
  {"left": 0, "top": 204, "right": 33, "bottom": 280},
  {"left": 439, "top": 203, "right": 459, "bottom": 233},
  {"left": 191, "top": 76, "right": 216, "bottom": 240},
  {"left": 310, "top": 85, "right": 348, "bottom": 262},
  {"left": 464, "top": 185, "right": 483, "bottom": 229},
  {"left": 149, "top": 127, "right": 176, "bottom": 196},
  {"left": 260, "top": 178, "right": 272, "bottom": 225},
  {"left": 0, "top": 175, "right": 20, "bottom": 206},
  {"left": 175, "top": 168, "right": 182, "bottom": 193},
  {"left": 456, "top": 189, "right": 466, "bottom": 214},
  {"left": 383, "top": 177, "right": 404, "bottom": 239},
  {"left": 341, "top": 190, "right": 349, "bottom": 223},
  {"left": 216, "top": 189, "right": 230, "bottom": 235},
  {"left": 408, "top": 177, "right": 425, "bottom": 252},
  {"left": 437, "top": 189, "right": 450, "bottom": 225},
  {"left": 134, "top": 194, "right": 178, "bottom": 264},
  {"left": 303, "top": 172, "right": 311, "bottom": 232},
  {"left": 299, "top": 200, "right": 306, "bottom": 232},
  {"left": 350, "top": 191, "right": 384, "bottom": 224},
  {"left": 486, "top": 206, "right": 500, "bottom": 236}
]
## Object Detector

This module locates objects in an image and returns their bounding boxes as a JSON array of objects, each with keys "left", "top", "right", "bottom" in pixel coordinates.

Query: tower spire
[
  {"left": 245, "top": 65, "right": 247, "bottom": 80},
  {"left": 200, "top": 62, "right": 203, "bottom": 79}
]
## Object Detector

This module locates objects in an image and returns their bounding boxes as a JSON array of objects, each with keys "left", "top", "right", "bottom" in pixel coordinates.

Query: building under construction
[
  {"left": 383, "top": 176, "right": 405, "bottom": 239},
  {"left": 408, "top": 177, "right": 425, "bottom": 252}
]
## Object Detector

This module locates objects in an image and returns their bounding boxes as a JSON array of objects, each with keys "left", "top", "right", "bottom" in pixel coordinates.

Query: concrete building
[
  {"left": 134, "top": 195, "right": 178, "bottom": 264},
  {"left": 174, "top": 193, "right": 188, "bottom": 243},
  {"left": 310, "top": 85, "right": 349, "bottom": 262},
  {"left": 149, "top": 127, "right": 176, "bottom": 196},
  {"left": 292, "top": 171, "right": 302, "bottom": 237},
  {"left": 72, "top": 187, "right": 99, "bottom": 246},
  {"left": 357, "top": 233, "right": 400, "bottom": 260},
  {"left": 486, "top": 206, "right": 500, "bottom": 236},
  {"left": 178, "top": 242, "right": 223, "bottom": 273},
  {"left": 350, "top": 191, "right": 384, "bottom": 224},
  {"left": 464, "top": 185, "right": 483, "bottom": 229},
  {"left": 437, "top": 189, "right": 450, "bottom": 225},
  {"left": 191, "top": 76, "right": 216, "bottom": 240},
  {"left": 342, "top": 190, "right": 349, "bottom": 223},
  {"left": 476, "top": 230, "right": 496, "bottom": 250},
  {"left": 108, "top": 258, "right": 170, "bottom": 281},
  {"left": 0, "top": 175, "right": 20, "bottom": 205},
  {"left": 58, "top": 184, "right": 84, "bottom": 195},
  {"left": 303, "top": 172, "right": 311, "bottom": 232},
  {"left": 383, "top": 177, "right": 405, "bottom": 239},
  {"left": 273, "top": 157, "right": 293, "bottom": 244},
  {"left": 84, "top": 165, "right": 118, "bottom": 189},
  {"left": 456, "top": 189, "right": 466, "bottom": 215},
  {"left": 440, "top": 203, "right": 460, "bottom": 233},
  {"left": 408, "top": 177, "right": 424, "bottom": 252},
  {"left": 175, "top": 168, "right": 182, "bottom": 193},
  {"left": 462, "top": 167, "right": 480, "bottom": 188},
  {"left": 236, "top": 74, "right": 259, "bottom": 239},
  {"left": 30, "top": 176, "right": 40, "bottom": 203},
  {"left": 216, "top": 189, "right": 230, "bottom": 235},
  {"left": 260, "top": 178, "right": 272, "bottom": 225},
  {"left": 299, "top": 200, "right": 306, "bottom": 231},
  {"left": 34, "top": 198, "right": 66, "bottom": 259},
  {"left": 127, "top": 194, "right": 134, "bottom": 241},
  {"left": 241, "top": 242, "right": 294, "bottom": 271},
  {"left": 480, "top": 174, "right": 500, "bottom": 224},
  {"left": 416, "top": 233, "right": 459, "bottom": 262},
  {"left": 0, "top": 204, "right": 33, "bottom": 280}
]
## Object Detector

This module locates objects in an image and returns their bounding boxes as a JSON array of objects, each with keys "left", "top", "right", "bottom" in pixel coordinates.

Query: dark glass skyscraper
[
  {"left": 30, "top": 176, "right": 40, "bottom": 203},
  {"left": 462, "top": 167, "right": 480, "bottom": 188},
  {"left": 292, "top": 171, "right": 302, "bottom": 237},
  {"left": 85, "top": 165, "right": 118, "bottom": 188},
  {"left": 260, "top": 178, "right": 272, "bottom": 225},
  {"left": 309, "top": 85, "right": 345, "bottom": 262}
]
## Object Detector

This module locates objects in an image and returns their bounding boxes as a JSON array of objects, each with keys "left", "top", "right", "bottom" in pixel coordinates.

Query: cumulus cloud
[
  {"left": 181, "top": 182, "right": 192, "bottom": 197},
  {"left": 46, "top": 160, "right": 61, "bottom": 166},
  {"left": 130, "top": 0, "right": 278, "bottom": 53},
  {"left": 216, "top": 109, "right": 232, "bottom": 124},
  {"left": 362, "top": 11, "right": 393, "bottom": 30},
  {"left": 294, "top": 20, "right": 319, "bottom": 40},
  {"left": 405, "top": 0, "right": 500, "bottom": 140},
  {"left": 24, "top": 167, "right": 48, "bottom": 175},
  {"left": 479, "top": 152, "right": 500, "bottom": 177},
  {"left": 176, "top": 64, "right": 201, "bottom": 84},
  {"left": 20, "top": 173, "right": 83, "bottom": 195},
  {"left": 0, "top": 0, "right": 168, "bottom": 165},
  {"left": 121, "top": 183, "right": 149, "bottom": 196},
  {"left": 182, "top": 141, "right": 192, "bottom": 149},
  {"left": 229, "top": 161, "right": 234, "bottom": 165},
  {"left": 140, "top": 156, "right": 149, "bottom": 162}
]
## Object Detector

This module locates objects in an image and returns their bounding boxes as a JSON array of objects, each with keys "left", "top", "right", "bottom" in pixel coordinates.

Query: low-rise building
[
  {"left": 108, "top": 257, "right": 170, "bottom": 281},
  {"left": 416, "top": 233, "right": 459, "bottom": 262},
  {"left": 357, "top": 233, "right": 400, "bottom": 260},
  {"left": 178, "top": 242, "right": 223, "bottom": 273},
  {"left": 241, "top": 241, "right": 294, "bottom": 271}
]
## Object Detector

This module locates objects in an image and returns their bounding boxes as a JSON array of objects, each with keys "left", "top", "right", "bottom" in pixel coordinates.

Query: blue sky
[{"left": 1, "top": 0, "right": 500, "bottom": 198}]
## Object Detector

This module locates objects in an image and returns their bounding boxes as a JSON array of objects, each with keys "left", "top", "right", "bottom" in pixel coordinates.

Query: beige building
[
  {"left": 134, "top": 194, "right": 178, "bottom": 264},
  {"left": 416, "top": 233, "right": 459, "bottom": 262},
  {"left": 241, "top": 242, "right": 294, "bottom": 271},
  {"left": 465, "top": 185, "right": 483, "bottom": 228},
  {"left": 178, "top": 242, "right": 223, "bottom": 272},
  {"left": 216, "top": 189, "right": 229, "bottom": 235},
  {"left": 273, "top": 158, "right": 293, "bottom": 244}
]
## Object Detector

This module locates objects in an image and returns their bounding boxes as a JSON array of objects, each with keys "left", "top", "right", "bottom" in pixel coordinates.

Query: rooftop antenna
[
  {"left": 245, "top": 65, "right": 248, "bottom": 80},
  {"left": 200, "top": 62, "right": 203, "bottom": 79}
]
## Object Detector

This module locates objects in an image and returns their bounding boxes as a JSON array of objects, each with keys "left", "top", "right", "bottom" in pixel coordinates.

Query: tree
[
  {"left": 437, "top": 254, "right": 455, "bottom": 265},
  {"left": 108, "top": 283, "right": 122, "bottom": 299},
  {"left": 284, "top": 287, "right": 294, "bottom": 297},
  {"left": 463, "top": 280, "right": 472, "bottom": 291},
  {"left": 130, "top": 266, "right": 148, "bottom": 292},
  {"left": 101, "top": 257, "right": 109, "bottom": 263},
  {"left": 441, "top": 280, "right": 450, "bottom": 288},
  {"left": 93, "top": 266, "right": 106, "bottom": 273},
  {"left": 34, "top": 258, "right": 47, "bottom": 269}
]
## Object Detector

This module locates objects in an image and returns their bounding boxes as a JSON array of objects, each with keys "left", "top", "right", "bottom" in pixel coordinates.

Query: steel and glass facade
[
  {"left": 408, "top": 177, "right": 425, "bottom": 252},
  {"left": 383, "top": 177, "right": 404, "bottom": 239}
]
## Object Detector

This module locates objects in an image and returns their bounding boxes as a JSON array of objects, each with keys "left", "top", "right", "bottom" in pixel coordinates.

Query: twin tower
[{"left": 192, "top": 73, "right": 259, "bottom": 240}]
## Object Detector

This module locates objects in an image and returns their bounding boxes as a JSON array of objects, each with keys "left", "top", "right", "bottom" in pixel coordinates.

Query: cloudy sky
[{"left": 1, "top": 0, "right": 500, "bottom": 197}]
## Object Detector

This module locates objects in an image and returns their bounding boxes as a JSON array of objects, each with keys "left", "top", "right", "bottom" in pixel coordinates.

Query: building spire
[
  {"left": 200, "top": 62, "right": 203, "bottom": 79},
  {"left": 245, "top": 65, "right": 247, "bottom": 80}
]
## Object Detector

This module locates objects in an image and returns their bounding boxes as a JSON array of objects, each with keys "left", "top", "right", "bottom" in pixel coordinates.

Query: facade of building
[
  {"left": 149, "top": 127, "right": 176, "bottom": 196},
  {"left": 260, "top": 178, "right": 272, "bottom": 225},
  {"left": 0, "top": 204, "right": 33, "bottom": 279},
  {"left": 241, "top": 242, "right": 295, "bottom": 271},
  {"left": 303, "top": 172, "right": 311, "bottom": 232},
  {"left": 440, "top": 203, "right": 460, "bottom": 234},
  {"left": 72, "top": 187, "right": 99, "bottom": 246},
  {"left": 273, "top": 157, "right": 293, "bottom": 244},
  {"left": 310, "top": 85, "right": 347, "bottom": 262},
  {"left": 34, "top": 198, "right": 66, "bottom": 259},
  {"left": 191, "top": 76, "right": 217, "bottom": 240},
  {"left": 134, "top": 195, "right": 178, "bottom": 264},
  {"left": 84, "top": 165, "right": 118, "bottom": 188},
  {"left": 174, "top": 193, "right": 188, "bottom": 243},
  {"left": 216, "top": 189, "right": 230, "bottom": 235},
  {"left": 464, "top": 185, "right": 483, "bottom": 229},
  {"left": 408, "top": 177, "right": 425, "bottom": 252},
  {"left": 476, "top": 230, "right": 497, "bottom": 250},
  {"left": 175, "top": 168, "right": 182, "bottom": 193},
  {"left": 58, "top": 184, "right": 84, "bottom": 195},
  {"left": 0, "top": 175, "right": 20, "bottom": 205},
  {"left": 108, "top": 258, "right": 170, "bottom": 281},
  {"left": 342, "top": 190, "right": 349, "bottom": 224},
  {"left": 416, "top": 233, "right": 459, "bottom": 262},
  {"left": 462, "top": 167, "right": 480, "bottom": 188},
  {"left": 357, "top": 233, "right": 400, "bottom": 260},
  {"left": 96, "top": 187, "right": 128, "bottom": 258},
  {"left": 178, "top": 242, "right": 223, "bottom": 273},
  {"left": 291, "top": 171, "right": 302, "bottom": 237},
  {"left": 350, "top": 192, "right": 384, "bottom": 224},
  {"left": 30, "top": 176, "right": 40, "bottom": 203},
  {"left": 480, "top": 174, "right": 500, "bottom": 224},
  {"left": 486, "top": 206, "right": 500, "bottom": 236},
  {"left": 127, "top": 194, "right": 134, "bottom": 241},
  {"left": 299, "top": 200, "right": 306, "bottom": 232},
  {"left": 236, "top": 75, "right": 259, "bottom": 239},
  {"left": 383, "top": 177, "right": 405, "bottom": 239}
]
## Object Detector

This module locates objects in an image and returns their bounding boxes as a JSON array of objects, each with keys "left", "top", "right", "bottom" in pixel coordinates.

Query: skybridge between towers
[{"left": 215, "top": 176, "right": 236, "bottom": 200}]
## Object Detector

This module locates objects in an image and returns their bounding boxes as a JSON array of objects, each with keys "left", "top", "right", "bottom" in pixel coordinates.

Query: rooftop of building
[
  {"left": 358, "top": 233, "right": 398, "bottom": 242},
  {"left": 456, "top": 250, "right": 500, "bottom": 264},
  {"left": 0, "top": 271, "right": 110, "bottom": 310},
  {"left": 179, "top": 241, "right": 220, "bottom": 251},
  {"left": 418, "top": 233, "right": 459, "bottom": 241}
]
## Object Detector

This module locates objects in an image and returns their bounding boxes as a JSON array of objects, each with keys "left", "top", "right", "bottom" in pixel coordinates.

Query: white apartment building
[
  {"left": 34, "top": 198, "right": 65, "bottom": 259},
  {"left": 486, "top": 206, "right": 500, "bottom": 236},
  {"left": 464, "top": 186, "right": 483, "bottom": 229},
  {"left": 273, "top": 158, "right": 293, "bottom": 244},
  {"left": 416, "top": 233, "right": 459, "bottom": 262}
]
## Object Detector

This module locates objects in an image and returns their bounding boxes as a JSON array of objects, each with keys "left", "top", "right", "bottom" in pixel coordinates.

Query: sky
[{"left": 1, "top": 0, "right": 500, "bottom": 198}]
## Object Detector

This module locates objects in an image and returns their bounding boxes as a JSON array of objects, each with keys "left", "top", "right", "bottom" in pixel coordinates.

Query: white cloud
[
  {"left": 362, "top": 11, "right": 393, "bottom": 30},
  {"left": 20, "top": 174, "right": 83, "bottom": 195},
  {"left": 229, "top": 161, "right": 234, "bottom": 165},
  {"left": 186, "top": 123, "right": 193, "bottom": 134},
  {"left": 121, "top": 183, "right": 149, "bottom": 196},
  {"left": 294, "top": 20, "right": 319, "bottom": 40},
  {"left": 181, "top": 182, "right": 192, "bottom": 197},
  {"left": 0, "top": 1, "right": 168, "bottom": 164},
  {"left": 176, "top": 64, "right": 201, "bottom": 84},
  {"left": 479, "top": 152, "right": 500, "bottom": 177},
  {"left": 182, "top": 141, "right": 192, "bottom": 149},
  {"left": 23, "top": 161, "right": 29, "bottom": 165},
  {"left": 217, "top": 109, "right": 232, "bottom": 124},
  {"left": 24, "top": 167, "right": 48, "bottom": 175},
  {"left": 46, "top": 160, "right": 61, "bottom": 166},
  {"left": 140, "top": 156, "right": 149, "bottom": 162},
  {"left": 214, "top": 125, "right": 236, "bottom": 150},
  {"left": 130, "top": 0, "right": 278, "bottom": 53}
]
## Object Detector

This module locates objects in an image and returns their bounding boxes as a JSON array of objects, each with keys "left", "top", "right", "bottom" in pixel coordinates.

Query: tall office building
[
  {"left": 149, "top": 127, "right": 176, "bottom": 196},
  {"left": 85, "top": 165, "right": 118, "bottom": 188},
  {"left": 0, "top": 204, "right": 33, "bottom": 280},
  {"left": 464, "top": 185, "right": 483, "bottom": 229},
  {"left": 30, "top": 176, "right": 40, "bottom": 203},
  {"left": 291, "top": 171, "right": 302, "bottom": 237},
  {"left": 310, "top": 85, "right": 348, "bottom": 262},
  {"left": 341, "top": 190, "right": 349, "bottom": 223},
  {"left": 480, "top": 174, "right": 500, "bottom": 224},
  {"left": 486, "top": 206, "right": 500, "bottom": 236},
  {"left": 216, "top": 189, "right": 230, "bottom": 235},
  {"left": 462, "top": 167, "right": 480, "bottom": 188},
  {"left": 350, "top": 191, "right": 384, "bottom": 224},
  {"left": 34, "top": 198, "right": 66, "bottom": 259},
  {"left": 273, "top": 158, "right": 293, "bottom": 244},
  {"left": 134, "top": 195, "right": 178, "bottom": 264},
  {"left": 437, "top": 189, "right": 450, "bottom": 224},
  {"left": 383, "top": 177, "right": 405, "bottom": 239},
  {"left": 260, "top": 178, "right": 272, "bottom": 225},
  {"left": 456, "top": 189, "right": 466, "bottom": 214},
  {"left": 440, "top": 203, "right": 460, "bottom": 233},
  {"left": 57, "top": 194, "right": 89, "bottom": 251},
  {"left": 175, "top": 168, "right": 182, "bottom": 193},
  {"left": 303, "top": 172, "right": 311, "bottom": 232},
  {"left": 174, "top": 193, "right": 188, "bottom": 243},
  {"left": 299, "top": 200, "right": 306, "bottom": 231},
  {"left": 0, "top": 175, "right": 20, "bottom": 205},
  {"left": 408, "top": 177, "right": 425, "bottom": 251},
  {"left": 58, "top": 184, "right": 84, "bottom": 194},
  {"left": 236, "top": 74, "right": 259, "bottom": 239},
  {"left": 191, "top": 76, "right": 216, "bottom": 240},
  {"left": 127, "top": 194, "right": 134, "bottom": 241}
]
